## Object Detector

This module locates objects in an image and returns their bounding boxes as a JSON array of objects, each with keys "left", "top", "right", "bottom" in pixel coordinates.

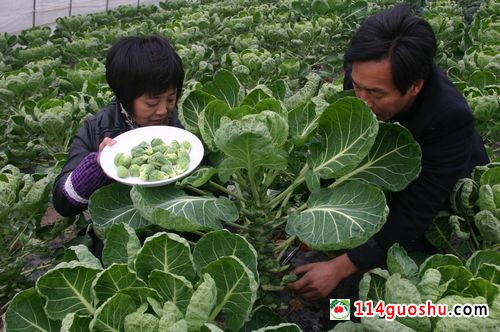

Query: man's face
[{"left": 351, "top": 58, "right": 422, "bottom": 121}]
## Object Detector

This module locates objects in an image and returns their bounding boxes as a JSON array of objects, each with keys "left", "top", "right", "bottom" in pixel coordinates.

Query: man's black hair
[
  {"left": 344, "top": 4, "right": 436, "bottom": 95},
  {"left": 105, "top": 35, "right": 184, "bottom": 114}
]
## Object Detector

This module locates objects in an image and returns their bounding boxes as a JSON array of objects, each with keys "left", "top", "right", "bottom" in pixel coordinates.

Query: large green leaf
[
  {"left": 251, "top": 323, "right": 302, "bottom": 332},
  {"left": 418, "top": 254, "right": 463, "bottom": 279},
  {"left": 118, "top": 287, "right": 162, "bottom": 306},
  {"left": 89, "top": 293, "right": 136, "bottom": 331},
  {"left": 463, "top": 277, "right": 499, "bottom": 305},
  {"left": 102, "top": 223, "right": 141, "bottom": 268},
  {"left": 92, "top": 263, "right": 147, "bottom": 304},
  {"left": 148, "top": 270, "right": 193, "bottom": 314},
  {"left": 4, "top": 288, "right": 61, "bottom": 332},
  {"left": 176, "top": 167, "right": 218, "bottom": 188},
  {"left": 308, "top": 96, "right": 378, "bottom": 179},
  {"left": 331, "top": 321, "right": 365, "bottom": 332},
  {"left": 254, "top": 98, "right": 287, "bottom": 118},
  {"left": 134, "top": 232, "right": 196, "bottom": 281},
  {"left": 202, "top": 69, "right": 244, "bottom": 107},
  {"left": 385, "top": 274, "right": 431, "bottom": 331},
  {"left": 288, "top": 101, "right": 319, "bottom": 145},
  {"left": 417, "top": 268, "right": 442, "bottom": 303},
  {"left": 64, "top": 244, "right": 102, "bottom": 269},
  {"left": 185, "top": 273, "right": 218, "bottom": 331},
  {"left": 477, "top": 263, "right": 500, "bottom": 284},
  {"left": 466, "top": 250, "right": 500, "bottom": 276},
  {"left": 131, "top": 186, "right": 238, "bottom": 232},
  {"left": 199, "top": 99, "right": 231, "bottom": 151},
  {"left": 240, "top": 306, "right": 284, "bottom": 332},
  {"left": 425, "top": 212, "right": 453, "bottom": 250},
  {"left": 192, "top": 230, "right": 258, "bottom": 283},
  {"left": 436, "top": 295, "right": 497, "bottom": 331},
  {"left": 214, "top": 119, "right": 287, "bottom": 181},
  {"left": 480, "top": 166, "right": 500, "bottom": 186},
  {"left": 386, "top": 243, "right": 418, "bottom": 283},
  {"left": 437, "top": 265, "right": 474, "bottom": 294},
  {"left": 330, "top": 122, "right": 421, "bottom": 191},
  {"left": 61, "top": 313, "right": 92, "bottom": 332},
  {"left": 475, "top": 210, "right": 500, "bottom": 243},
  {"left": 243, "top": 110, "right": 288, "bottom": 147},
  {"left": 361, "top": 317, "right": 415, "bottom": 331},
  {"left": 179, "top": 89, "right": 216, "bottom": 134},
  {"left": 240, "top": 86, "right": 274, "bottom": 107},
  {"left": 358, "top": 268, "right": 389, "bottom": 302},
  {"left": 89, "top": 183, "right": 149, "bottom": 238},
  {"left": 154, "top": 301, "right": 184, "bottom": 329},
  {"left": 124, "top": 310, "right": 159, "bottom": 332},
  {"left": 450, "top": 178, "right": 476, "bottom": 214},
  {"left": 286, "top": 181, "right": 388, "bottom": 250},
  {"left": 36, "top": 261, "right": 100, "bottom": 320},
  {"left": 201, "top": 256, "right": 258, "bottom": 331}
]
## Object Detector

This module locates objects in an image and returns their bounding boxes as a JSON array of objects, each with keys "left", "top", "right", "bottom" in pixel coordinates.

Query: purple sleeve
[{"left": 62, "top": 152, "right": 113, "bottom": 207}]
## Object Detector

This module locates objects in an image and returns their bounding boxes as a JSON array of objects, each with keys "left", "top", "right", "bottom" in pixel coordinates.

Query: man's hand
[{"left": 287, "top": 253, "right": 358, "bottom": 300}]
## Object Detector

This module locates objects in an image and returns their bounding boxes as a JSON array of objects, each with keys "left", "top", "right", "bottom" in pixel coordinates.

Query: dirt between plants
[{"left": 276, "top": 250, "right": 362, "bottom": 331}]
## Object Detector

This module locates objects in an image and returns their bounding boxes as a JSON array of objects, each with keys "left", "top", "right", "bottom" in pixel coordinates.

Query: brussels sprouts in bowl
[{"left": 100, "top": 126, "right": 204, "bottom": 187}]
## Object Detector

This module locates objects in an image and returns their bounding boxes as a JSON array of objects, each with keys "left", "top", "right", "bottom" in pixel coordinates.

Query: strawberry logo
[{"left": 330, "top": 299, "right": 350, "bottom": 320}]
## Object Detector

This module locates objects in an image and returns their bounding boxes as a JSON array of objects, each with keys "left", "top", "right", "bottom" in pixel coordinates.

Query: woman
[{"left": 53, "top": 35, "right": 185, "bottom": 217}]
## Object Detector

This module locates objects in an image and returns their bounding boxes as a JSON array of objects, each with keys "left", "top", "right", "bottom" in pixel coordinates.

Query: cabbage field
[{"left": 0, "top": 0, "right": 499, "bottom": 331}]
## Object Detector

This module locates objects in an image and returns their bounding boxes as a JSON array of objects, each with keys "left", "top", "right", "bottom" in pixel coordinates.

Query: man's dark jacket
[
  {"left": 52, "top": 99, "right": 182, "bottom": 217},
  {"left": 344, "top": 64, "right": 489, "bottom": 270}
]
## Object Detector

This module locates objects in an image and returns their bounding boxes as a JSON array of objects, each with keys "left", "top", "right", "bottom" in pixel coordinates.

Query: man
[{"left": 288, "top": 4, "right": 489, "bottom": 300}]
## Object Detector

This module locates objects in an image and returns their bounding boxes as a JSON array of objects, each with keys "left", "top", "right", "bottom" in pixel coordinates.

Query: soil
[{"left": 276, "top": 250, "right": 362, "bottom": 331}]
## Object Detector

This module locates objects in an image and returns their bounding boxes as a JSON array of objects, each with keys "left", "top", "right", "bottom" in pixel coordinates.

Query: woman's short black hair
[
  {"left": 344, "top": 4, "right": 436, "bottom": 95},
  {"left": 105, "top": 35, "right": 184, "bottom": 114}
]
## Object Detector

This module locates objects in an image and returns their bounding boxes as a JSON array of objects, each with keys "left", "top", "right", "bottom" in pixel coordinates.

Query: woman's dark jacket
[
  {"left": 344, "top": 64, "right": 489, "bottom": 270},
  {"left": 52, "top": 99, "right": 182, "bottom": 217}
]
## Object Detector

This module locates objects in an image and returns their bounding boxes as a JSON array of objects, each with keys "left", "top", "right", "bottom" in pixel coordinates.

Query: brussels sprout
[
  {"left": 164, "top": 145, "right": 178, "bottom": 154},
  {"left": 151, "top": 138, "right": 166, "bottom": 147},
  {"left": 149, "top": 170, "right": 169, "bottom": 181},
  {"left": 170, "top": 140, "right": 180, "bottom": 150},
  {"left": 139, "top": 164, "right": 155, "bottom": 181},
  {"left": 117, "top": 165, "right": 128, "bottom": 178},
  {"left": 114, "top": 153, "right": 132, "bottom": 168},
  {"left": 161, "top": 164, "right": 176, "bottom": 177},
  {"left": 148, "top": 152, "right": 169, "bottom": 168},
  {"left": 131, "top": 141, "right": 153, "bottom": 157},
  {"left": 493, "top": 184, "right": 500, "bottom": 208},
  {"left": 164, "top": 153, "right": 178, "bottom": 163},
  {"left": 177, "top": 150, "right": 189, "bottom": 160},
  {"left": 180, "top": 141, "right": 191, "bottom": 152},
  {"left": 131, "top": 155, "right": 149, "bottom": 166},
  {"left": 131, "top": 141, "right": 148, "bottom": 157},
  {"left": 176, "top": 155, "right": 190, "bottom": 174},
  {"left": 281, "top": 274, "right": 298, "bottom": 284},
  {"left": 152, "top": 143, "right": 168, "bottom": 154},
  {"left": 129, "top": 164, "right": 141, "bottom": 177},
  {"left": 114, "top": 152, "right": 125, "bottom": 166}
]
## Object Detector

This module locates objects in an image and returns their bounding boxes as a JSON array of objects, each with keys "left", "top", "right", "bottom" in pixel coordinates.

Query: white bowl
[{"left": 100, "top": 126, "right": 204, "bottom": 187}]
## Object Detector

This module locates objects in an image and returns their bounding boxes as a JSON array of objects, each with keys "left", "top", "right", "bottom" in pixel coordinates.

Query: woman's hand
[
  {"left": 97, "top": 137, "right": 116, "bottom": 165},
  {"left": 287, "top": 253, "right": 358, "bottom": 301}
]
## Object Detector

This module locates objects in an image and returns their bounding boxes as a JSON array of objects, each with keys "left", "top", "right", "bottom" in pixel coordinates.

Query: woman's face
[{"left": 132, "top": 87, "right": 178, "bottom": 126}]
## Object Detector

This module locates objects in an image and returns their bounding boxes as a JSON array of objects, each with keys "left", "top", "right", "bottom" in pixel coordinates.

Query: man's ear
[{"left": 408, "top": 79, "right": 424, "bottom": 96}]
